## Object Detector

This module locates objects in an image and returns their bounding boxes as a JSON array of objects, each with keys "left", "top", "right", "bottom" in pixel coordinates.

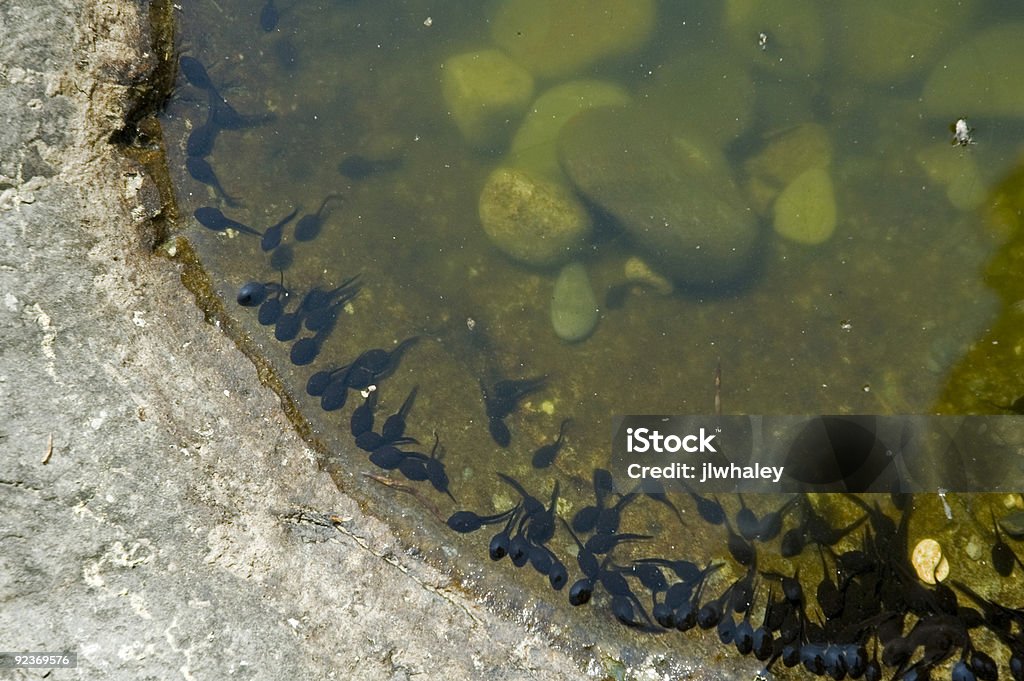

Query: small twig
[
  {"left": 41, "top": 434, "right": 54, "bottom": 464},
  {"left": 362, "top": 472, "right": 446, "bottom": 524},
  {"left": 280, "top": 508, "right": 350, "bottom": 528}
]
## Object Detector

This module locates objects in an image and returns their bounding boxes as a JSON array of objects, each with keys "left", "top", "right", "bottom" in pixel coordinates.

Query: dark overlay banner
[{"left": 610, "top": 415, "right": 1024, "bottom": 493}]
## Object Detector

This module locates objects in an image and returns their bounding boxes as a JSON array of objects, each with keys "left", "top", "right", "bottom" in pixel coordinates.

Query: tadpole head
[{"left": 237, "top": 281, "right": 268, "bottom": 306}]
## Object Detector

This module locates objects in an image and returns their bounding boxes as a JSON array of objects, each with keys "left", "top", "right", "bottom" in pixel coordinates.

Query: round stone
[
  {"left": 507, "top": 80, "right": 630, "bottom": 183},
  {"left": 915, "top": 142, "right": 985, "bottom": 212},
  {"left": 550, "top": 261, "right": 599, "bottom": 342},
  {"left": 773, "top": 167, "right": 837, "bottom": 245},
  {"left": 911, "top": 538, "right": 949, "bottom": 584},
  {"left": 558, "top": 107, "right": 760, "bottom": 288},
  {"left": 491, "top": 0, "right": 655, "bottom": 80},
  {"left": 478, "top": 167, "right": 591, "bottom": 267},
  {"left": 836, "top": 0, "right": 975, "bottom": 85},
  {"left": 441, "top": 49, "right": 534, "bottom": 150},
  {"left": 923, "top": 23, "right": 1024, "bottom": 118},
  {"left": 641, "top": 47, "right": 754, "bottom": 147},
  {"left": 999, "top": 510, "right": 1024, "bottom": 539},
  {"left": 745, "top": 123, "right": 833, "bottom": 191},
  {"left": 624, "top": 257, "right": 673, "bottom": 295}
]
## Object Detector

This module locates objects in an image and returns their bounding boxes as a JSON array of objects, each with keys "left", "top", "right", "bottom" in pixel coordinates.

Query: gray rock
[
  {"left": 558, "top": 107, "right": 760, "bottom": 288},
  {"left": 999, "top": 510, "right": 1024, "bottom": 539},
  {"left": 0, "top": 2, "right": 593, "bottom": 680},
  {"left": 550, "top": 261, "right": 598, "bottom": 341}
]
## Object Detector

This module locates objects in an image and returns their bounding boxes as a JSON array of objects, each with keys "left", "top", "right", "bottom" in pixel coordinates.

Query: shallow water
[{"left": 162, "top": 1, "right": 1024, "bottom": 678}]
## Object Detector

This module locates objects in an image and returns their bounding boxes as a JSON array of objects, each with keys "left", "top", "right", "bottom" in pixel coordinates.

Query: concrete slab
[{"left": 0, "top": 1, "right": 591, "bottom": 678}]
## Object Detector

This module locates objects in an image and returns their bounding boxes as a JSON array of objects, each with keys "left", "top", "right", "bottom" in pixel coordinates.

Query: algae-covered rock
[
  {"left": 624, "top": 257, "right": 673, "bottom": 295},
  {"left": 745, "top": 123, "right": 832, "bottom": 188},
  {"left": 836, "top": 0, "right": 975, "bottom": 85},
  {"left": 723, "top": 0, "right": 826, "bottom": 78},
  {"left": 551, "top": 261, "right": 599, "bottom": 342},
  {"left": 478, "top": 167, "right": 591, "bottom": 267},
  {"left": 922, "top": 24, "right": 1024, "bottom": 118},
  {"left": 772, "top": 167, "right": 837, "bottom": 245},
  {"left": 744, "top": 123, "right": 833, "bottom": 215},
  {"left": 506, "top": 80, "right": 630, "bottom": 183},
  {"left": 491, "top": 0, "right": 655, "bottom": 80},
  {"left": 641, "top": 48, "right": 755, "bottom": 146},
  {"left": 916, "top": 143, "right": 986, "bottom": 212},
  {"left": 441, "top": 49, "right": 534, "bottom": 150},
  {"left": 559, "top": 107, "right": 760, "bottom": 288}
]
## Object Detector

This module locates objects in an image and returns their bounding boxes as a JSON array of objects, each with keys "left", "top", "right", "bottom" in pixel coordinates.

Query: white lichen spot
[{"left": 30, "top": 303, "right": 57, "bottom": 360}]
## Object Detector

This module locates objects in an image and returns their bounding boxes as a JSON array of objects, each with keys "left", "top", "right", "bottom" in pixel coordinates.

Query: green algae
[{"left": 937, "top": 158, "right": 1024, "bottom": 413}]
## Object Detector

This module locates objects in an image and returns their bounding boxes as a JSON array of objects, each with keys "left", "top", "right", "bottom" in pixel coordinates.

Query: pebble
[
  {"left": 773, "top": 167, "right": 836, "bottom": 245},
  {"left": 911, "top": 538, "right": 949, "bottom": 584},
  {"left": 491, "top": 0, "right": 655, "bottom": 79},
  {"left": 441, "top": 50, "right": 534, "bottom": 150},
  {"left": 915, "top": 142, "right": 985, "bottom": 212},
  {"left": 506, "top": 80, "right": 630, "bottom": 183},
  {"left": 551, "top": 261, "right": 599, "bottom": 342},
  {"left": 624, "top": 257, "right": 673, "bottom": 295},
  {"left": 478, "top": 167, "right": 591, "bottom": 267},
  {"left": 745, "top": 123, "right": 833, "bottom": 191},
  {"left": 999, "top": 509, "right": 1024, "bottom": 539}
]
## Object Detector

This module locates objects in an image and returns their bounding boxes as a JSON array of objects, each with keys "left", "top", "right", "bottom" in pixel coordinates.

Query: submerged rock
[
  {"left": 478, "top": 167, "right": 591, "bottom": 267},
  {"left": 745, "top": 123, "right": 833, "bottom": 191},
  {"left": 551, "top": 261, "right": 599, "bottom": 342},
  {"left": 558, "top": 107, "right": 760, "bottom": 288},
  {"left": 641, "top": 48, "right": 755, "bottom": 147},
  {"left": 723, "top": 0, "right": 826, "bottom": 78},
  {"left": 491, "top": 0, "right": 655, "bottom": 80},
  {"left": 916, "top": 142, "right": 985, "bottom": 212},
  {"left": 772, "top": 167, "right": 837, "bottom": 245},
  {"left": 441, "top": 49, "right": 534, "bottom": 150},
  {"left": 836, "top": 0, "right": 975, "bottom": 85},
  {"left": 999, "top": 509, "right": 1024, "bottom": 539},
  {"left": 744, "top": 123, "right": 833, "bottom": 216},
  {"left": 922, "top": 23, "right": 1024, "bottom": 118},
  {"left": 624, "top": 257, "right": 673, "bottom": 296},
  {"left": 506, "top": 80, "right": 630, "bottom": 183}
]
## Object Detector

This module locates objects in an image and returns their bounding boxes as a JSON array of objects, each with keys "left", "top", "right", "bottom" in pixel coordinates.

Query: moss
[{"left": 109, "top": 0, "right": 178, "bottom": 251}]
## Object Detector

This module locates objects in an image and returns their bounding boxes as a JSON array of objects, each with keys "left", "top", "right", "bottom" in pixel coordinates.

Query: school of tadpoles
[{"left": 175, "top": 20, "right": 1024, "bottom": 680}]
